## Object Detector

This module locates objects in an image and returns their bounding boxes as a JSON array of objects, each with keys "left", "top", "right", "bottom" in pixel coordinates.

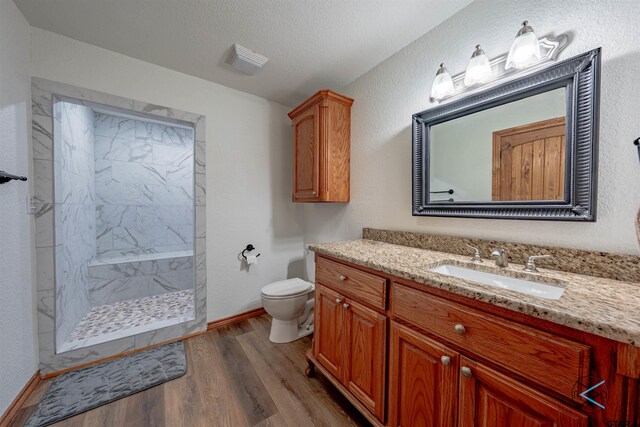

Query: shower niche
[{"left": 52, "top": 97, "right": 196, "bottom": 353}]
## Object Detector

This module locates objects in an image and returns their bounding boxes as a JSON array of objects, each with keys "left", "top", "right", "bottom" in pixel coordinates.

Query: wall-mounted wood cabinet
[{"left": 288, "top": 90, "right": 353, "bottom": 203}]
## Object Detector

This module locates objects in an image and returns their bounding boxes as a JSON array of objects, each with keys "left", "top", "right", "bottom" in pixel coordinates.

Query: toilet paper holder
[{"left": 241, "top": 244, "right": 261, "bottom": 259}]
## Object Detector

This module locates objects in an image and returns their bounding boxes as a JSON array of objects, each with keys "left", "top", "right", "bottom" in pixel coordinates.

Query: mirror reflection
[{"left": 429, "top": 88, "right": 566, "bottom": 203}]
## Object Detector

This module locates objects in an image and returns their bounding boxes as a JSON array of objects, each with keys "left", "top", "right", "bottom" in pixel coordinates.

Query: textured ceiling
[{"left": 14, "top": 0, "right": 471, "bottom": 106}]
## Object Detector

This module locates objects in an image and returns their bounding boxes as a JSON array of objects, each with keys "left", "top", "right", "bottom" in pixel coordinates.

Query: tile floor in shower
[{"left": 58, "top": 289, "right": 195, "bottom": 352}]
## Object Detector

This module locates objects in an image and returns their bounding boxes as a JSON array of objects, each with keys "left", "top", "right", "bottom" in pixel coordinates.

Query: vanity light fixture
[
  {"left": 505, "top": 21, "right": 541, "bottom": 69},
  {"left": 430, "top": 63, "right": 454, "bottom": 100},
  {"left": 430, "top": 20, "right": 568, "bottom": 103},
  {"left": 464, "top": 45, "right": 492, "bottom": 86}
]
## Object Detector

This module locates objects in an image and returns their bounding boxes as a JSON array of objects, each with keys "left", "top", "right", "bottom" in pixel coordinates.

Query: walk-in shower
[{"left": 53, "top": 98, "right": 196, "bottom": 352}]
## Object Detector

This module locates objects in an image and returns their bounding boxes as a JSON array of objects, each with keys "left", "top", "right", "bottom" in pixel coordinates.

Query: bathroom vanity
[{"left": 306, "top": 236, "right": 640, "bottom": 427}]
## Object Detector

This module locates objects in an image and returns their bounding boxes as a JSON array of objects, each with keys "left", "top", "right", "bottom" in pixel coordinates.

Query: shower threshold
[{"left": 58, "top": 289, "right": 195, "bottom": 353}]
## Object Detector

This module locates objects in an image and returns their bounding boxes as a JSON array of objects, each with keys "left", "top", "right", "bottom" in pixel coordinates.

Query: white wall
[
  {"left": 30, "top": 28, "right": 306, "bottom": 321},
  {"left": 0, "top": 0, "right": 37, "bottom": 415},
  {"left": 303, "top": 0, "right": 640, "bottom": 255}
]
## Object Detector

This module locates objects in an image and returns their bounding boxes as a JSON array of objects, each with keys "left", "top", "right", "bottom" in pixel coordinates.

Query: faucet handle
[
  {"left": 465, "top": 244, "right": 483, "bottom": 263},
  {"left": 523, "top": 255, "right": 552, "bottom": 273}
]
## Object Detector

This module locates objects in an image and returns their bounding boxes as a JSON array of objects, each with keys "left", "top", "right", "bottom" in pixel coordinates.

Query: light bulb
[
  {"left": 506, "top": 21, "right": 541, "bottom": 70},
  {"left": 430, "top": 63, "right": 454, "bottom": 100},
  {"left": 464, "top": 45, "right": 492, "bottom": 86}
]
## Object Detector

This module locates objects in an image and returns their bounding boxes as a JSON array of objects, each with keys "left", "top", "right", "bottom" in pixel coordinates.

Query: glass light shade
[
  {"left": 464, "top": 46, "right": 492, "bottom": 86},
  {"left": 430, "top": 63, "right": 454, "bottom": 100},
  {"left": 505, "top": 23, "right": 541, "bottom": 70}
]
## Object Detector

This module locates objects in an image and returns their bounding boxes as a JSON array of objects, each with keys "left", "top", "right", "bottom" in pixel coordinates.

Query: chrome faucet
[
  {"left": 465, "top": 244, "right": 483, "bottom": 263},
  {"left": 523, "top": 255, "right": 552, "bottom": 273},
  {"left": 491, "top": 248, "right": 508, "bottom": 268}
]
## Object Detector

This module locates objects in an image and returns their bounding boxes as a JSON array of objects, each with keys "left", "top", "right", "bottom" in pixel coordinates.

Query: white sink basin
[{"left": 430, "top": 264, "right": 565, "bottom": 300}]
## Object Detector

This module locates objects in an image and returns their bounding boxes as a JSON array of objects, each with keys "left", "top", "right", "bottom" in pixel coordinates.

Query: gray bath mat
[{"left": 26, "top": 341, "right": 186, "bottom": 427}]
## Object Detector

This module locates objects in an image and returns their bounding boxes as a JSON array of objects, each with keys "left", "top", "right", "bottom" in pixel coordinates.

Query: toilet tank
[{"left": 304, "top": 247, "right": 316, "bottom": 283}]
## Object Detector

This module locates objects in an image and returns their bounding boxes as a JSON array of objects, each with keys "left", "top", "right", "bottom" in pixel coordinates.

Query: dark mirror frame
[{"left": 412, "top": 48, "right": 600, "bottom": 221}]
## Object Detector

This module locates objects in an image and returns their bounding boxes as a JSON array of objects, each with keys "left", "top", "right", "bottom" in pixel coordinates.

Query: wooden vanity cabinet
[
  {"left": 388, "top": 322, "right": 587, "bottom": 427},
  {"left": 344, "top": 296, "right": 386, "bottom": 418},
  {"left": 314, "top": 284, "right": 386, "bottom": 420},
  {"left": 388, "top": 322, "right": 459, "bottom": 427},
  {"left": 391, "top": 282, "right": 591, "bottom": 402},
  {"left": 312, "top": 255, "right": 388, "bottom": 422},
  {"left": 315, "top": 285, "right": 344, "bottom": 380},
  {"left": 307, "top": 254, "right": 640, "bottom": 427},
  {"left": 457, "top": 356, "right": 588, "bottom": 427},
  {"left": 288, "top": 90, "right": 353, "bottom": 203}
]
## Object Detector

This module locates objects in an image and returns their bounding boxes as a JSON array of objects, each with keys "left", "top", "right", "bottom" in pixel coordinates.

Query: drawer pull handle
[
  {"left": 461, "top": 367, "right": 473, "bottom": 378},
  {"left": 335, "top": 298, "right": 343, "bottom": 304},
  {"left": 454, "top": 324, "right": 466, "bottom": 336},
  {"left": 339, "top": 275, "right": 347, "bottom": 282},
  {"left": 440, "top": 356, "right": 451, "bottom": 366},
  {"left": 343, "top": 303, "right": 350, "bottom": 309}
]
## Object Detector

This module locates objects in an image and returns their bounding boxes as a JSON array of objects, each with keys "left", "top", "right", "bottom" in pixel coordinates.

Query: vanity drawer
[
  {"left": 316, "top": 257, "right": 387, "bottom": 310},
  {"left": 392, "top": 283, "right": 590, "bottom": 400}
]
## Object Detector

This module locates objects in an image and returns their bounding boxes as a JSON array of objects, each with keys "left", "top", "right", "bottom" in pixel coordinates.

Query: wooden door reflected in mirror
[{"left": 492, "top": 117, "right": 566, "bottom": 201}]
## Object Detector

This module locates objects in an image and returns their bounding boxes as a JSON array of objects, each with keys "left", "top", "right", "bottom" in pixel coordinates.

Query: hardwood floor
[{"left": 11, "top": 315, "right": 370, "bottom": 427}]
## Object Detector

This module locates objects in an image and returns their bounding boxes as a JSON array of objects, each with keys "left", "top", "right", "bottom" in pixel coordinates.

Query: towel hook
[
  {"left": 241, "top": 244, "right": 261, "bottom": 259},
  {"left": 0, "top": 170, "right": 28, "bottom": 185}
]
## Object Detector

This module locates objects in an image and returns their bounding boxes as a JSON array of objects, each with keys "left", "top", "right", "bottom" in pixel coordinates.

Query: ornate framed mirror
[{"left": 412, "top": 48, "right": 600, "bottom": 221}]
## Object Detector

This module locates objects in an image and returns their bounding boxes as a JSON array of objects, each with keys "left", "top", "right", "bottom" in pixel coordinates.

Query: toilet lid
[{"left": 261, "top": 278, "right": 312, "bottom": 297}]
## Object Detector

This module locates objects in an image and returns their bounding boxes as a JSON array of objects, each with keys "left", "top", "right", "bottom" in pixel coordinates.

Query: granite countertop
[{"left": 309, "top": 239, "right": 640, "bottom": 347}]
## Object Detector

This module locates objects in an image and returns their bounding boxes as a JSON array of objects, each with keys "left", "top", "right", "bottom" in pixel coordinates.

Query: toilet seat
[{"left": 261, "top": 278, "right": 313, "bottom": 299}]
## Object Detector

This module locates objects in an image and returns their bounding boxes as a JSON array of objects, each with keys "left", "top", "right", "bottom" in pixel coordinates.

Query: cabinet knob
[
  {"left": 339, "top": 275, "right": 347, "bottom": 282},
  {"left": 343, "top": 303, "right": 350, "bottom": 309},
  {"left": 454, "top": 324, "right": 466, "bottom": 336},
  {"left": 312, "top": 191, "right": 317, "bottom": 197},
  {"left": 335, "top": 298, "right": 343, "bottom": 304},
  {"left": 441, "top": 356, "right": 451, "bottom": 366},
  {"left": 461, "top": 366, "right": 473, "bottom": 378}
]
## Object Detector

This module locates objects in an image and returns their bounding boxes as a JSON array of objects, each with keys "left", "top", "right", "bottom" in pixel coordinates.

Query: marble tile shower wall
[
  {"left": 93, "top": 112, "right": 194, "bottom": 259},
  {"left": 33, "top": 77, "right": 207, "bottom": 374},
  {"left": 86, "top": 256, "right": 194, "bottom": 305},
  {"left": 53, "top": 101, "right": 96, "bottom": 346}
]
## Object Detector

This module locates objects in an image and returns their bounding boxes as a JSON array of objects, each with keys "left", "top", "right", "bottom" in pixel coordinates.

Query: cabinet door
[
  {"left": 343, "top": 298, "right": 387, "bottom": 421},
  {"left": 388, "top": 322, "right": 459, "bottom": 427},
  {"left": 459, "top": 356, "right": 588, "bottom": 427},
  {"left": 292, "top": 103, "right": 319, "bottom": 200},
  {"left": 314, "top": 285, "right": 344, "bottom": 380}
]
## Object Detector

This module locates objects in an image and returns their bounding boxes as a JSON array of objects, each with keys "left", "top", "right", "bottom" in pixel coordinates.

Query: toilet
[{"left": 261, "top": 249, "right": 315, "bottom": 343}]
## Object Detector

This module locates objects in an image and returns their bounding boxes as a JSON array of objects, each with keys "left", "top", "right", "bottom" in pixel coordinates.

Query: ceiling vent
[{"left": 225, "top": 44, "right": 268, "bottom": 75}]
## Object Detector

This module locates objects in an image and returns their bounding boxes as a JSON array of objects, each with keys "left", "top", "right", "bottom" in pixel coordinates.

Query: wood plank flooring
[{"left": 11, "top": 315, "right": 370, "bottom": 427}]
